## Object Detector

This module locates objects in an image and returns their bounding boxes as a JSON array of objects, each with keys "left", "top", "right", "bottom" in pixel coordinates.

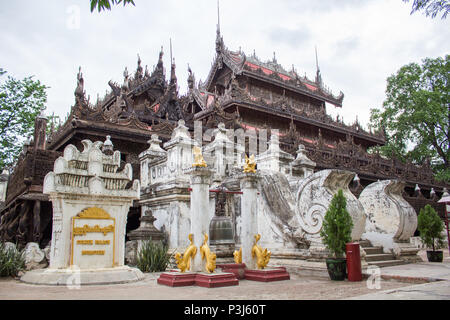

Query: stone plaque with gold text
[{"left": 71, "top": 207, "right": 115, "bottom": 269}]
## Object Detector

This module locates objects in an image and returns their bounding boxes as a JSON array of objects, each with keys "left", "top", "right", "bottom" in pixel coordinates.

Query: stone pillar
[
  {"left": 187, "top": 167, "right": 213, "bottom": 272},
  {"left": 238, "top": 172, "right": 260, "bottom": 270}
]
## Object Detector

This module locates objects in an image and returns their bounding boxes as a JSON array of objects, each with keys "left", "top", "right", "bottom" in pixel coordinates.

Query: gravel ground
[{"left": 0, "top": 272, "right": 411, "bottom": 300}]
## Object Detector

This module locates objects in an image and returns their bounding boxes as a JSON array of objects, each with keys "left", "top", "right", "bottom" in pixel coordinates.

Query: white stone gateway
[
  {"left": 359, "top": 180, "right": 421, "bottom": 262},
  {"left": 21, "top": 137, "right": 144, "bottom": 285}
]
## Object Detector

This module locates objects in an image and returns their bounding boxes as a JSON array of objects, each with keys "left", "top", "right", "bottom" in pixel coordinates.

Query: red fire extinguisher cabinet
[{"left": 346, "top": 242, "right": 362, "bottom": 281}]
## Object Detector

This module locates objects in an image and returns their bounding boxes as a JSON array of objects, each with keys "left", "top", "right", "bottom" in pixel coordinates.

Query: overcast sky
[{"left": 0, "top": 0, "right": 448, "bottom": 130}]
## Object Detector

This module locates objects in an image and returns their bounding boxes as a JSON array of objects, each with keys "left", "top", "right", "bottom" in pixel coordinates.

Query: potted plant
[
  {"left": 417, "top": 205, "right": 445, "bottom": 262},
  {"left": 320, "top": 189, "right": 353, "bottom": 281}
]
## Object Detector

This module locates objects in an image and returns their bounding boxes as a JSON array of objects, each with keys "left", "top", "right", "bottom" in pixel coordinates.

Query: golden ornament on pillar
[
  {"left": 251, "top": 234, "right": 271, "bottom": 269},
  {"left": 243, "top": 154, "right": 256, "bottom": 173},
  {"left": 175, "top": 233, "right": 197, "bottom": 272},
  {"left": 200, "top": 233, "right": 217, "bottom": 273},
  {"left": 233, "top": 247, "right": 242, "bottom": 264},
  {"left": 192, "top": 146, "right": 207, "bottom": 167}
]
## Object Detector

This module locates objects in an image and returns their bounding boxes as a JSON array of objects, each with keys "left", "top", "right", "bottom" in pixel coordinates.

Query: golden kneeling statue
[
  {"left": 200, "top": 233, "right": 217, "bottom": 273},
  {"left": 243, "top": 154, "right": 256, "bottom": 173},
  {"left": 251, "top": 234, "right": 271, "bottom": 270},
  {"left": 192, "top": 146, "right": 207, "bottom": 167},
  {"left": 233, "top": 247, "right": 242, "bottom": 264},
  {"left": 175, "top": 233, "right": 197, "bottom": 272}
]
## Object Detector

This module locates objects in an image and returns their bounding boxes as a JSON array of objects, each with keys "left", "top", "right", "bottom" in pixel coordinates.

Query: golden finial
[
  {"left": 192, "top": 146, "right": 207, "bottom": 167},
  {"left": 175, "top": 233, "right": 197, "bottom": 273},
  {"left": 243, "top": 154, "right": 256, "bottom": 173}
]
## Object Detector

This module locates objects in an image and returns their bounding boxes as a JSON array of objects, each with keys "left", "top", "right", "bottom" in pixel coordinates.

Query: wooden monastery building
[{"left": 0, "top": 23, "right": 447, "bottom": 249}]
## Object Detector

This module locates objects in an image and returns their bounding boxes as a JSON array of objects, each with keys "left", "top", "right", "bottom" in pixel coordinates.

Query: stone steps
[
  {"left": 359, "top": 240, "right": 372, "bottom": 248},
  {"left": 366, "top": 260, "right": 407, "bottom": 268},
  {"left": 365, "top": 253, "right": 397, "bottom": 262},
  {"left": 361, "top": 239, "right": 408, "bottom": 268},
  {"left": 363, "top": 247, "right": 384, "bottom": 255}
]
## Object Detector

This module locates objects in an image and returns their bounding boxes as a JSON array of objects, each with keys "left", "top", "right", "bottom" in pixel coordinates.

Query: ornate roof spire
[
  {"left": 157, "top": 46, "right": 164, "bottom": 70},
  {"left": 215, "top": 0, "right": 224, "bottom": 54},
  {"left": 170, "top": 58, "right": 177, "bottom": 86},
  {"left": 135, "top": 53, "right": 143, "bottom": 79},
  {"left": 315, "top": 46, "right": 322, "bottom": 87},
  {"left": 169, "top": 38, "right": 177, "bottom": 87},
  {"left": 74, "top": 66, "right": 85, "bottom": 102},
  {"left": 122, "top": 67, "right": 129, "bottom": 91},
  {"left": 151, "top": 46, "right": 165, "bottom": 80},
  {"left": 187, "top": 64, "right": 195, "bottom": 90}
]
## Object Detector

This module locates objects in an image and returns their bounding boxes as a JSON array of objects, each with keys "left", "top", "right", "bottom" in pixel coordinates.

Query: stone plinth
[
  {"left": 216, "top": 263, "right": 246, "bottom": 279},
  {"left": 21, "top": 266, "right": 144, "bottom": 286},
  {"left": 157, "top": 271, "right": 238, "bottom": 288},
  {"left": 127, "top": 210, "right": 165, "bottom": 265},
  {"left": 157, "top": 271, "right": 197, "bottom": 287},
  {"left": 195, "top": 272, "right": 239, "bottom": 288},
  {"left": 238, "top": 172, "right": 260, "bottom": 270},
  {"left": 185, "top": 167, "right": 213, "bottom": 272},
  {"left": 244, "top": 267, "right": 290, "bottom": 282},
  {"left": 128, "top": 211, "right": 165, "bottom": 242}
]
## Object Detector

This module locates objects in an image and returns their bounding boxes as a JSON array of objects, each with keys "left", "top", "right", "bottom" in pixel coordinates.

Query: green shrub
[
  {"left": 418, "top": 204, "right": 445, "bottom": 252},
  {"left": 320, "top": 189, "right": 354, "bottom": 258},
  {"left": 136, "top": 239, "right": 174, "bottom": 273},
  {"left": 0, "top": 242, "right": 25, "bottom": 277}
]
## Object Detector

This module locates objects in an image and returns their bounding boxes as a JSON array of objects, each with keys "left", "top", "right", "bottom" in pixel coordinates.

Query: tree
[
  {"left": 417, "top": 204, "right": 445, "bottom": 251},
  {"left": 403, "top": 0, "right": 450, "bottom": 19},
  {"left": 90, "top": 0, "right": 135, "bottom": 12},
  {"left": 369, "top": 55, "right": 450, "bottom": 183},
  {"left": 0, "top": 69, "right": 48, "bottom": 171},
  {"left": 320, "top": 189, "right": 353, "bottom": 258}
]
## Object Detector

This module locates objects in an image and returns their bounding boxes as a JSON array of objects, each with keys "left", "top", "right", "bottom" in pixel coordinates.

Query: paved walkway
[
  {"left": 349, "top": 249, "right": 450, "bottom": 300},
  {"left": 0, "top": 250, "right": 449, "bottom": 300}
]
